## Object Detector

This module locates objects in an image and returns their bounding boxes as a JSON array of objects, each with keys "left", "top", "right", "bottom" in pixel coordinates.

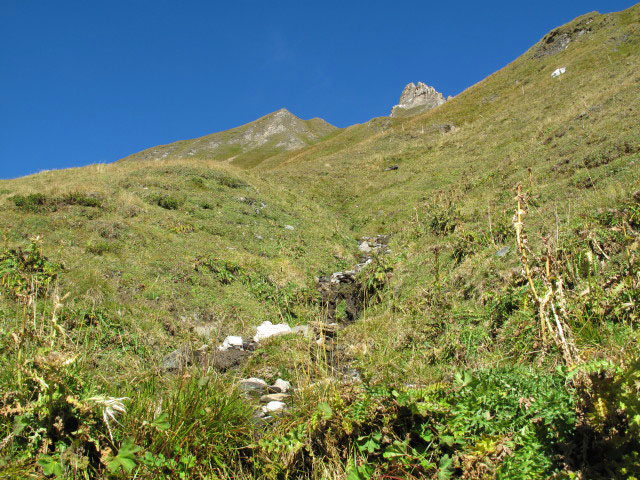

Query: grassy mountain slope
[
  {"left": 1, "top": 4, "right": 639, "bottom": 479},
  {"left": 119, "top": 108, "right": 338, "bottom": 169}
]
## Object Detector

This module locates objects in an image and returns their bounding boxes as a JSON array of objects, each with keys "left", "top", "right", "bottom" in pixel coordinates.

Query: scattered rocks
[
  {"left": 551, "top": 67, "right": 567, "bottom": 78},
  {"left": 359, "top": 235, "right": 390, "bottom": 256},
  {"left": 284, "top": 225, "right": 295, "bottom": 230},
  {"left": 254, "top": 321, "right": 292, "bottom": 342}
]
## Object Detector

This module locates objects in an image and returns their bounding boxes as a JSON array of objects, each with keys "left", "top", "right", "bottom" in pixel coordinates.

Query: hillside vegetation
[
  {"left": 1, "top": 4, "right": 639, "bottom": 479},
  {"left": 120, "top": 108, "right": 338, "bottom": 169}
]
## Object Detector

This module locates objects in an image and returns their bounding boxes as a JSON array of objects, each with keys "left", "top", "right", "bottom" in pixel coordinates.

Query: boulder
[
  {"left": 273, "top": 378, "right": 291, "bottom": 393},
  {"left": 238, "top": 378, "right": 268, "bottom": 396},
  {"left": 209, "top": 349, "right": 249, "bottom": 372},
  {"left": 254, "top": 321, "right": 292, "bottom": 342},
  {"left": 218, "top": 335, "right": 244, "bottom": 351},
  {"left": 262, "top": 401, "right": 287, "bottom": 413},
  {"left": 161, "top": 347, "right": 191, "bottom": 371}
]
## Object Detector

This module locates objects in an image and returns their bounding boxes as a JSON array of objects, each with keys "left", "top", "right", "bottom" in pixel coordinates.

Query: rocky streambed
[{"left": 160, "top": 235, "right": 390, "bottom": 419}]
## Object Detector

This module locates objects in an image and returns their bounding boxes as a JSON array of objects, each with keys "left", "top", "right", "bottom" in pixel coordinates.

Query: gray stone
[
  {"left": 390, "top": 82, "right": 447, "bottom": 117},
  {"left": 358, "top": 241, "right": 372, "bottom": 253},
  {"left": 161, "top": 347, "right": 191, "bottom": 371},
  {"left": 273, "top": 378, "right": 291, "bottom": 393},
  {"left": 284, "top": 225, "right": 295, "bottom": 230},
  {"left": 238, "top": 378, "right": 268, "bottom": 396}
]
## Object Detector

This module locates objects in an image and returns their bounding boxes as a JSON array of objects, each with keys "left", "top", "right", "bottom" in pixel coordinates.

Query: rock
[
  {"left": 284, "top": 225, "right": 295, "bottom": 230},
  {"left": 260, "top": 393, "right": 290, "bottom": 403},
  {"left": 218, "top": 335, "right": 244, "bottom": 351},
  {"left": 209, "top": 349, "right": 249, "bottom": 372},
  {"left": 273, "top": 378, "right": 291, "bottom": 393},
  {"left": 262, "top": 401, "right": 287, "bottom": 414},
  {"left": 358, "top": 241, "right": 372, "bottom": 253},
  {"left": 243, "top": 340, "right": 258, "bottom": 351},
  {"left": 551, "top": 67, "right": 566, "bottom": 78},
  {"left": 254, "top": 321, "right": 292, "bottom": 342},
  {"left": 496, "top": 246, "right": 510, "bottom": 257},
  {"left": 161, "top": 347, "right": 191, "bottom": 371},
  {"left": 384, "top": 165, "right": 399, "bottom": 171},
  {"left": 390, "top": 82, "right": 446, "bottom": 117},
  {"left": 238, "top": 378, "right": 268, "bottom": 396}
]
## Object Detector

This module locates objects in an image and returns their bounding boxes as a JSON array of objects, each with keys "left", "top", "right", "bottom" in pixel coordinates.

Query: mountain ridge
[{"left": 119, "top": 107, "right": 338, "bottom": 169}]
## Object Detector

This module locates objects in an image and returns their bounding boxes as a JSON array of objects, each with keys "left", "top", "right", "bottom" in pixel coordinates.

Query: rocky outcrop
[{"left": 390, "top": 82, "right": 447, "bottom": 117}]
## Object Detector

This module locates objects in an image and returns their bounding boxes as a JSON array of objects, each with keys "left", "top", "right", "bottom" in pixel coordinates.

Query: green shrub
[
  {"left": 11, "top": 193, "right": 52, "bottom": 212},
  {"left": 60, "top": 192, "right": 102, "bottom": 208},
  {"left": 0, "top": 239, "right": 60, "bottom": 299},
  {"left": 153, "top": 195, "right": 181, "bottom": 210}
]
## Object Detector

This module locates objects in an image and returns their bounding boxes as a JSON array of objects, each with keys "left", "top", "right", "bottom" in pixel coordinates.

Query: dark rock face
[{"left": 532, "top": 15, "right": 595, "bottom": 58}]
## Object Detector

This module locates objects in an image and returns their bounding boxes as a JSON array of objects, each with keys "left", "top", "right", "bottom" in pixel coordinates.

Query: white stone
[
  {"left": 254, "top": 321, "right": 292, "bottom": 342},
  {"left": 262, "top": 401, "right": 286, "bottom": 413},
  {"left": 551, "top": 67, "right": 566, "bottom": 78},
  {"left": 273, "top": 378, "right": 291, "bottom": 393},
  {"left": 218, "top": 335, "right": 243, "bottom": 351},
  {"left": 284, "top": 225, "right": 295, "bottom": 230},
  {"left": 358, "top": 241, "right": 372, "bottom": 253}
]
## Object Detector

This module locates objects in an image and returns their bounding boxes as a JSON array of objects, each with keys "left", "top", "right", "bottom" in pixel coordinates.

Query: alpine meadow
[{"left": 1, "top": 4, "right": 640, "bottom": 479}]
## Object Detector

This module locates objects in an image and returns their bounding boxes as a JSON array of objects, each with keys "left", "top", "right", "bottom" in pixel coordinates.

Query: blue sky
[{"left": 1, "top": 0, "right": 636, "bottom": 179}]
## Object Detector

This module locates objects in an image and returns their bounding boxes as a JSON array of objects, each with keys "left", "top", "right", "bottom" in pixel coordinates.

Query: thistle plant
[
  {"left": 87, "top": 396, "right": 129, "bottom": 442},
  {"left": 513, "top": 183, "right": 578, "bottom": 365}
]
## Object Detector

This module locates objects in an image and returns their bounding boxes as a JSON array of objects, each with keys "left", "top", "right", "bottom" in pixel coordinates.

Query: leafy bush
[
  {"left": 60, "top": 192, "right": 102, "bottom": 208},
  {"left": 153, "top": 195, "right": 181, "bottom": 210},
  {"left": 0, "top": 238, "right": 60, "bottom": 299},
  {"left": 11, "top": 193, "right": 52, "bottom": 212}
]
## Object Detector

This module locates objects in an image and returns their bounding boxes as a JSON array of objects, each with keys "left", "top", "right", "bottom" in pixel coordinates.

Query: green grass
[{"left": 0, "top": 4, "right": 639, "bottom": 479}]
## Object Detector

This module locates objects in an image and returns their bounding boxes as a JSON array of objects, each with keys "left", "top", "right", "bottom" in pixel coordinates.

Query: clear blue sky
[{"left": 1, "top": 0, "right": 636, "bottom": 179}]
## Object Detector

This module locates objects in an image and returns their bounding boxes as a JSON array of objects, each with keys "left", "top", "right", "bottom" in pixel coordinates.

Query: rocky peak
[{"left": 390, "top": 82, "right": 447, "bottom": 117}]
